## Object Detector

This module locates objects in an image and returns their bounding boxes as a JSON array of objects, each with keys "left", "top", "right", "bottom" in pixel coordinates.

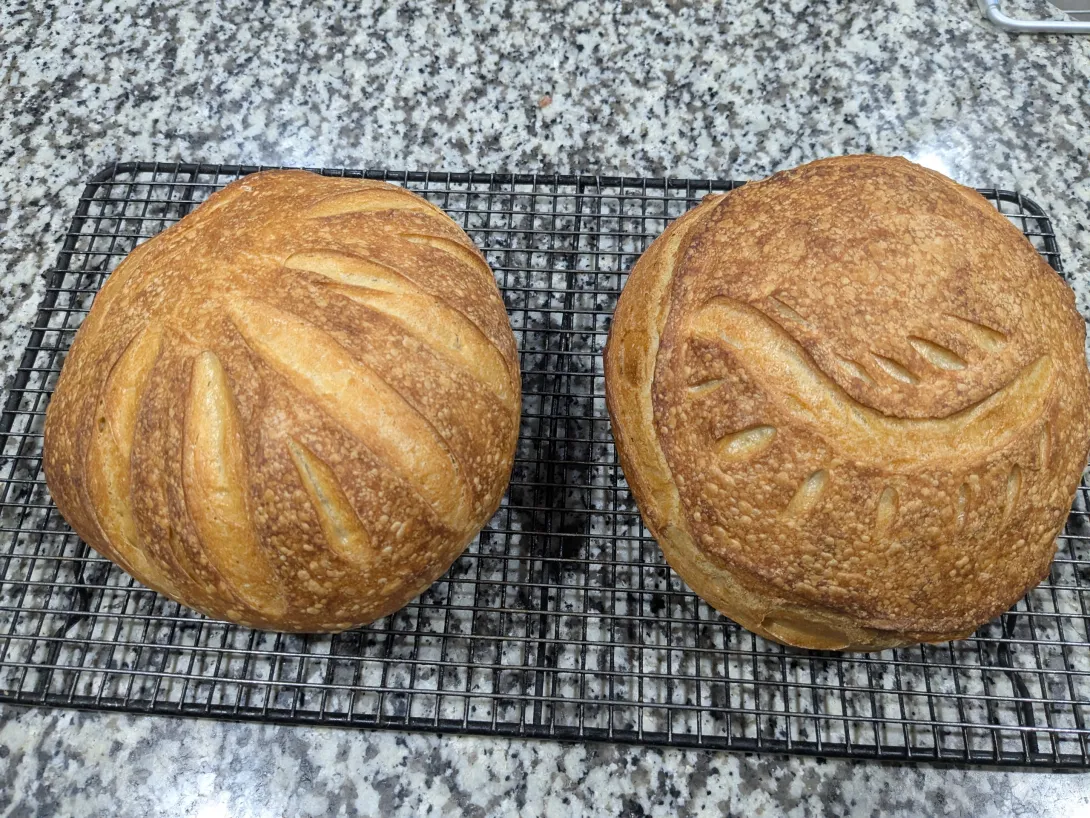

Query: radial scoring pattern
[{"left": 44, "top": 170, "right": 521, "bottom": 632}]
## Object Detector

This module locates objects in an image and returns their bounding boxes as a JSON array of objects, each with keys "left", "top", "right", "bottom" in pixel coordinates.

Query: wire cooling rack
[{"left": 2, "top": 162, "right": 1088, "bottom": 768}]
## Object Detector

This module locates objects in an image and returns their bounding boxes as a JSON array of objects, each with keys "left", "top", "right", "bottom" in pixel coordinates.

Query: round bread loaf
[
  {"left": 43, "top": 170, "right": 520, "bottom": 632},
  {"left": 605, "top": 155, "right": 1090, "bottom": 651}
]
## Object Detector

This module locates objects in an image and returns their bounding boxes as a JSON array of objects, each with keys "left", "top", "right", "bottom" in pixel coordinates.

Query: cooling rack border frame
[{"left": 0, "top": 161, "right": 1081, "bottom": 770}]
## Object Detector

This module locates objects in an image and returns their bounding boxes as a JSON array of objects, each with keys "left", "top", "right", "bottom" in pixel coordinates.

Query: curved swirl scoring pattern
[{"left": 607, "top": 156, "right": 1090, "bottom": 651}]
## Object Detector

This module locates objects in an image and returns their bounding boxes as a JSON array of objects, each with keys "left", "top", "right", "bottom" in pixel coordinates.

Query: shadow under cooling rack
[{"left": 0, "top": 162, "right": 1087, "bottom": 768}]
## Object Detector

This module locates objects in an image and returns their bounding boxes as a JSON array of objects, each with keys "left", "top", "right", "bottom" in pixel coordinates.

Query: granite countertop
[{"left": 3, "top": 0, "right": 1090, "bottom": 815}]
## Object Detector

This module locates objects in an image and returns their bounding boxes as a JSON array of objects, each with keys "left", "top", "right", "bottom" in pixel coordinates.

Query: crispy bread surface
[
  {"left": 605, "top": 156, "right": 1090, "bottom": 650},
  {"left": 44, "top": 170, "right": 521, "bottom": 631}
]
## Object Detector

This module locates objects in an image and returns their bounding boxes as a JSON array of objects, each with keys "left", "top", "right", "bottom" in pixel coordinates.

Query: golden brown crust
[
  {"left": 43, "top": 170, "right": 521, "bottom": 632},
  {"left": 605, "top": 156, "right": 1090, "bottom": 651}
]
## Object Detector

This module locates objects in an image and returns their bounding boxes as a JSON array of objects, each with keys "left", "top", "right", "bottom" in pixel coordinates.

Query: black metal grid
[{"left": 1, "top": 162, "right": 1088, "bottom": 768}]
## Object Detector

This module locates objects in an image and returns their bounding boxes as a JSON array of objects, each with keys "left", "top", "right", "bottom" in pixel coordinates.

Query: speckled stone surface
[
  {"left": 3, "top": 0, "right": 1090, "bottom": 815},
  {"left": 4, "top": 706, "right": 1090, "bottom": 818}
]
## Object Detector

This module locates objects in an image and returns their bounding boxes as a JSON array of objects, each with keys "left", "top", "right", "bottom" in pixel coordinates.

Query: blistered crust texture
[
  {"left": 43, "top": 170, "right": 521, "bottom": 632},
  {"left": 605, "top": 156, "right": 1090, "bottom": 651}
]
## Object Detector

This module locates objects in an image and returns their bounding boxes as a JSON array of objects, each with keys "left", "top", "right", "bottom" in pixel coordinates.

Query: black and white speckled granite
[
  {"left": 4, "top": 706, "right": 1090, "bottom": 818},
  {"left": 3, "top": 0, "right": 1090, "bottom": 815}
]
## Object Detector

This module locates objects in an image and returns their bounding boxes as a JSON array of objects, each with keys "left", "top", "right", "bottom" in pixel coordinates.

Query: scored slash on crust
[
  {"left": 782, "top": 469, "right": 829, "bottom": 519},
  {"left": 183, "top": 351, "right": 288, "bottom": 618},
  {"left": 716, "top": 425, "right": 777, "bottom": 460},
  {"left": 86, "top": 326, "right": 180, "bottom": 597},
  {"left": 835, "top": 355, "right": 877, "bottom": 386},
  {"left": 766, "top": 295, "right": 811, "bottom": 328},
  {"left": 401, "top": 233, "right": 494, "bottom": 281},
  {"left": 874, "top": 486, "right": 899, "bottom": 536},
  {"left": 869, "top": 353, "right": 919, "bottom": 385},
  {"left": 305, "top": 187, "right": 445, "bottom": 219},
  {"left": 691, "top": 297, "right": 1050, "bottom": 529},
  {"left": 907, "top": 336, "right": 966, "bottom": 370},
  {"left": 287, "top": 439, "right": 374, "bottom": 568},
  {"left": 228, "top": 298, "right": 474, "bottom": 534},
  {"left": 944, "top": 313, "right": 1008, "bottom": 353},
  {"left": 284, "top": 247, "right": 514, "bottom": 406},
  {"left": 1004, "top": 465, "right": 1022, "bottom": 522},
  {"left": 759, "top": 294, "right": 1008, "bottom": 387}
]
